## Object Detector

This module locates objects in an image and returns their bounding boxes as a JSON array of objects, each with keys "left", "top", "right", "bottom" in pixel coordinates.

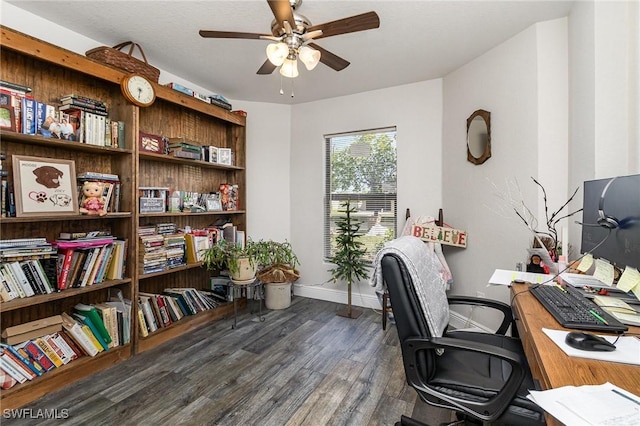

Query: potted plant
[
  {"left": 327, "top": 200, "right": 369, "bottom": 319},
  {"left": 254, "top": 240, "right": 300, "bottom": 310},
  {"left": 201, "top": 239, "right": 259, "bottom": 283}
]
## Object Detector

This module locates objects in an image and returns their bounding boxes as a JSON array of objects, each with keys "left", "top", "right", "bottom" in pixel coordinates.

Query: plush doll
[{"left": 79, "top": 181, "right": 106, "bottom": 216}]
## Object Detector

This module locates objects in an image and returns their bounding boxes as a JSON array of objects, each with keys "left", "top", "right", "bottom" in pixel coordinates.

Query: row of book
[
  {"left": 0, "top": 300, "right": 131, "bottom": 389},
  {"left": 0, "top": 81, "right": 126, "bottom": 148},
  {"left": 139, "top": 233, "right": 186, "bottom": 275},
  {"left": 138, "top": 288, "right": 224, "bottom": 336},
  {"left": 0, "top": 235, "right": 127, "bottom": 302}
]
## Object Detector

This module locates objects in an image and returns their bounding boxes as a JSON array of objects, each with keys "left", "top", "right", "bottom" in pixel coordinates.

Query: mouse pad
[{"left": 542, "top": 328, "right": 640, "bottom": 365}]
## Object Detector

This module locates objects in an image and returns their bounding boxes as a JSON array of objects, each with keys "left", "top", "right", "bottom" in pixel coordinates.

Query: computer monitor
[{"left": 580, "top": 174, "right": 640, "bottom": 270}]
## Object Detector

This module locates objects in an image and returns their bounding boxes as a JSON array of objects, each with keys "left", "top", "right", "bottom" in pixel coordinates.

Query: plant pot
[
  {"left": 264, "top": 282, "right": 292, "bottom": 310},
  {"left": 231, "top": 256, "right": 257, "bottom": 282}
]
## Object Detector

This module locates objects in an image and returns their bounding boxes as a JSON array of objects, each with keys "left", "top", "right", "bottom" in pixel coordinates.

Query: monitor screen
[{"left": 580, "top": 174, "right": 640, "bottom": 270}]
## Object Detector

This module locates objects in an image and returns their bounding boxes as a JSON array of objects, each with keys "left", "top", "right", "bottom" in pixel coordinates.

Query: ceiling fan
[{"left": 199, "top": 0, "right": 380, "bottom": 78}]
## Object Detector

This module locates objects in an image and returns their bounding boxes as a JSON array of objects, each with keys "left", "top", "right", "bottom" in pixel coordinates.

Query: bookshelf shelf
[
  {"left": 0, "top": 25, "right": 247, "bottom": 408},
  {"left": 136, "top": 302, "right": 237, "bottom": 353},
  {"left": 139, "top": 210, "right": 245, "bottom": 219},
  {"left": 0, "top": 131, "right": 133, "bottom": 155},
  {"left": 139, "top": 151, "right": 244, "bottom": 170},
  {"left": 137, "top": 262, "right": 204, "bottom": 280},
  {"left": 0, "top": 344, "right": 131, "bottom": 410},
  {"left": 0, "top": 279, "right": 132, "bottom": 312},
  {"left": 0, "top": 212, "right": 132, "bottom": 224}
]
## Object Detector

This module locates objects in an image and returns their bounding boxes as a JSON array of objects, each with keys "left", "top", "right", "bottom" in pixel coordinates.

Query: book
[
  {"left": 71, "top": 313, "right": 109, "bottom": 351},
  {"left": 57, "top": 247, "right": 75, "bottom": 290},
  {"left": 94, "top": 303, "right": 119, "bottom": 348},
  {"left": 12, "top": 344, "right": 45, "bottom": 376},
  {"left": 0, "top": 353, "right": 28, "bottom": 383},
  {"left": 593, "top": 295, "right": 640, "bottom": 327},
  {"left": 14, "top": 340, "right": 55, "bottom": 372},
  {"left": 33, "top": 337, "right": 64, "bottom": 367},
  {"left": 60, "top": 313, "right": 99, "bottom": 356},
  {"left": 138, "top": 295, "right": 158, "bottom": 333},
  {"left": 20, "top": 96, "right": 35, "bottom": 134},
  {"left": 31, "top": 259, "right": 54, "bottom": 293},
  {"left": 1, "top": 263, "right": 25, "bottom": 298},
  {"left": 136, "top": 303, "right": 149, "bottom": 337},
  {"left": 73, "top": 303, "right": 112, "bottom": 344},
  {"left": 7, "top": 261, "right": 35, "bottom": 297},
  {"left": 0, "top": 345, "right": 36, "bottom": 380},
  {"left": 43, "top": 334, "right": 71, "bottom": 364}
]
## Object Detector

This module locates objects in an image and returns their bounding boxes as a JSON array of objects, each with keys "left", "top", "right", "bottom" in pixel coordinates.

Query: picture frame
[
  {"left": 218, "top": 148, "right": 232, "bottom": 165},
  {"left": 139, "top": 131, "right": 165, "bottom": 153},
  {"left": 12, "top": 155, "right": 79, "bottom": 217}
]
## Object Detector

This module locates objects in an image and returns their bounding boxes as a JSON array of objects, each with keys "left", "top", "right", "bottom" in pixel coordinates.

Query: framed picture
[
  {"left": 218, "top": 148, "right": 232, "bottom": 165},
  {"left": 12, "top": 155, "right": 79, "bottom": 217}
]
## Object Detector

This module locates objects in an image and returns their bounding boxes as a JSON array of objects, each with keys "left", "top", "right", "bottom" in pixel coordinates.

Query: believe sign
[{"left": 411, "top": 225, "right": 467, "bottom": 248}]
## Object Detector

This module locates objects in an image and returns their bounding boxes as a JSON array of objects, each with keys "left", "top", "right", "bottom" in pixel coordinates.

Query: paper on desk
[
  {"left": 488, "top": 269, "right": 552, "bottom": 286},
  {"left": 528, "top": 382, "right": 640, "bottom": 426},
  {"left": 542, "top": 328, "right": 640, "bottom": 365}
]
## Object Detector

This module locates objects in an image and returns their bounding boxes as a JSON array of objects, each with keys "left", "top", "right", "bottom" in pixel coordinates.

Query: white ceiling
[{"left": 6, "top": 0, "right": 575, "bottom": 104}]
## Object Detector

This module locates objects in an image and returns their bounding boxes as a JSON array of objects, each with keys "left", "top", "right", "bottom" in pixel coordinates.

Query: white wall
[
  {"left": 289, "top": 80, "right": 443, "bottom": 307},
  {"left": 230, "top": 100, "right": 292, "bottom": 242}
]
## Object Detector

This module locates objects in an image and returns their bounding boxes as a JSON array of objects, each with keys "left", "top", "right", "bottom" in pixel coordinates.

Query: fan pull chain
[
  {"left": 290, "top": 79, "right": 295, "bottom": 98},
  {"left": 280, "top": 74, "right": 284, "bottom": 95}
]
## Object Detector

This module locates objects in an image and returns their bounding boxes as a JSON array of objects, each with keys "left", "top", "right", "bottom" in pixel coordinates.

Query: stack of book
[
  {"left": 167, "top": 139, "right": 202, "bottom": 160},
  {"left": 139, "top": 233, "right": 166, "bottom": 275},
  {"left": 164, "top": 234, "right": 186, "bottom": 269},
  {"left": 0, "top": 238, "right": 58, "bottom": 302},
  {"left": 0, "top": 304, "right": 128, "bottom": 387}
]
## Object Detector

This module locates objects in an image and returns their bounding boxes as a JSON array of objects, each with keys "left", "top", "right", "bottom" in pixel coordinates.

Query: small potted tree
[
  {"left": 327, "top": 200, "right": 369, "bottom": 319},
  {"left": 254, "top": 240, "right": 300, "bottom": 310},
  {"left": 201, "top": 239, "right": 259, "bottom": 283}
]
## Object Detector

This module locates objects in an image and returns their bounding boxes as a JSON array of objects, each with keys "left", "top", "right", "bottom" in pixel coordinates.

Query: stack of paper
[{"left": 528, "top": 382, "right": 640, "bottom": 425}]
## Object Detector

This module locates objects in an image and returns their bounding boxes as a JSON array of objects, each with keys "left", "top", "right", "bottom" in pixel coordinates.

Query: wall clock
[{"left": 121, "top": 73, "right": 156, "bottom": 107}]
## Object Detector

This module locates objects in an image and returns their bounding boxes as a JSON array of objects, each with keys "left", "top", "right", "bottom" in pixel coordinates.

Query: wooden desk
[{"left": 511, "top": 283, "right": 640, "bottom": 394}]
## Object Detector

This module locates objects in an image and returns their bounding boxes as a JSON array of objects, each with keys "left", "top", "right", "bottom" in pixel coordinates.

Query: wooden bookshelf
[{"left": 0, "top": 25, "right": 247, "bottom": 408}]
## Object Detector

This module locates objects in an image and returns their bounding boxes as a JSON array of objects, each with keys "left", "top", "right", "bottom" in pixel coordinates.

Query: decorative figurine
[
  {"left": 526, "top": 254, "right": 548, "bottom": 274},
  {"left": 79, "top": 181, "right": 107, "bottom": 216}
]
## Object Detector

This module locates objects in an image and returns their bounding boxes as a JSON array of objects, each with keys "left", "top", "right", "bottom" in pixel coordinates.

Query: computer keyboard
[{"left": 529, "top": 284, "right": 628, "bottom": 333}]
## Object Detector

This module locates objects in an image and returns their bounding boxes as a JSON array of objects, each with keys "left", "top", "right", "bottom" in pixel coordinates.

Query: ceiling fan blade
[
  {"left": 307, "top": 11, "right": 380, "bottom": 40},
  {"left": 257, "top": 59, "right": 277, "bottom": 75},
  {"left": 308, "top": 43, "right": 350, "bottom": 71},
  {"left": 267, "top": 0, "right": 296, "bottom": 32},
  {"left": 199, "top": 30, "right": 268, "bottom": 40}
]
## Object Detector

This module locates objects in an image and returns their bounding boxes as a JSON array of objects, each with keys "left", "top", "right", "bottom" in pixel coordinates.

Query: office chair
[{"left": 376, "top": 236, "right": 545, "bottom": 425}]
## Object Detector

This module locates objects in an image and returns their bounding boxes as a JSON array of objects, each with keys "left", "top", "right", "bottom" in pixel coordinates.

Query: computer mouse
[{"left": 565, "top": 331, "right": 616, "bottom": 352}]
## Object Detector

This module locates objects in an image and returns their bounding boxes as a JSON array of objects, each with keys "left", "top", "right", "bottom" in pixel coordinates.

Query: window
[{"left": 324, "top": 127, "right": 397, "bottom": 263}]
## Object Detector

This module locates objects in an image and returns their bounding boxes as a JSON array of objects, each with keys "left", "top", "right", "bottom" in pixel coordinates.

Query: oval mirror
[{"left": 466, "top": 109, "right": 491, "bottom": 165}]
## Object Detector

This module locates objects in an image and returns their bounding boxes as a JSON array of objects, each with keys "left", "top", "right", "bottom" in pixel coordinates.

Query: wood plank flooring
[{"left": 3, "top": 297, "right": 454, "bottom": 425}]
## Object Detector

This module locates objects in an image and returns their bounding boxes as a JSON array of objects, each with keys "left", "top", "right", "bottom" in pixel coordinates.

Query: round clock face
[{"left": 121, "top": 74, "right": 156, "bottom": 107}]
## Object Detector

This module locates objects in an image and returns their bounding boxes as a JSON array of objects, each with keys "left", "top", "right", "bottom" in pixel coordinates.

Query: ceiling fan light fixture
[
  {"left": 298, "top": 45, "right": 321, "bottom": 70},
  {"left": 266, "top": 42, "right": 288, "bottom": 66},
  {"left": 280, "top": 57, "right": 299, "bottom": 78}
]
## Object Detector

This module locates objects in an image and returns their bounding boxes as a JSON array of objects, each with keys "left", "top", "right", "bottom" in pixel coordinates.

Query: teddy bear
[{"left": 79, "top": 181, "right": 107, "bottom": 216}]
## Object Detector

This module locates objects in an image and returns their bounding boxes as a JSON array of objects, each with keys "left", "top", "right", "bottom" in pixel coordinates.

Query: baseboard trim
[{"left": 293, "top": 284, "right": 381, "bottom": 309}]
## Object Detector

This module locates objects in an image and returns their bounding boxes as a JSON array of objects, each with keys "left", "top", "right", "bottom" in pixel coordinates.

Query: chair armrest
[
  {"left": 447, "top": 296, "right": 513, "bottom": 335},
  {"left": 402, "top": 336, "right": 526, "bottom": 422}
]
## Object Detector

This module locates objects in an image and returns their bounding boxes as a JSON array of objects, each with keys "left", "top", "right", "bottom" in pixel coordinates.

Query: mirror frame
[{"left": 466, "top": 109, "right": 491, "bottom": 165}]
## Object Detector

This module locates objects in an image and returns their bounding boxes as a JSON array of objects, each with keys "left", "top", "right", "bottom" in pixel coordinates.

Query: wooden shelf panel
[
  {"left": 0, "top": 131, "right": 134, "bottom": 155},
  {"left": 138, "top": 262, "right": 204, "bottom": 280},
  {"left": 138, "top": 151, "right": 244, "bottom": 170},
  {"left": 138, "top": 210, "right": 245, "bottom": 219},
  {"left": 0, "top": 279, "right": 132, "bottom": 312},
  {"left": 136, "top": 302, "right": 237, "bottom": 353},
  {"left": 0, "top": 212, "right": 132, "bottom": 224},
  {"left": 0, "top": 344, "right": 132, "bottom": 410}
]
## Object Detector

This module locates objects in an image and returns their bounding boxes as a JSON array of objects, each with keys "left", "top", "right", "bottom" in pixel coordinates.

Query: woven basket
[{"left": 86, "top": 42, "right": 160, "bottom": 82}]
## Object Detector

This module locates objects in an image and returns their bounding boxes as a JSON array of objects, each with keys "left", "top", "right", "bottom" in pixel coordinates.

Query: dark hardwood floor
[{"left": 3, "top": 297, "right": 454, "bottom": 425}]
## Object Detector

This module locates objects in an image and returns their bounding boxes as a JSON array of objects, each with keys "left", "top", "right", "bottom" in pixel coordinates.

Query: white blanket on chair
[{"left": 370, "top": 236, "right": 450, "bottom": 337}]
